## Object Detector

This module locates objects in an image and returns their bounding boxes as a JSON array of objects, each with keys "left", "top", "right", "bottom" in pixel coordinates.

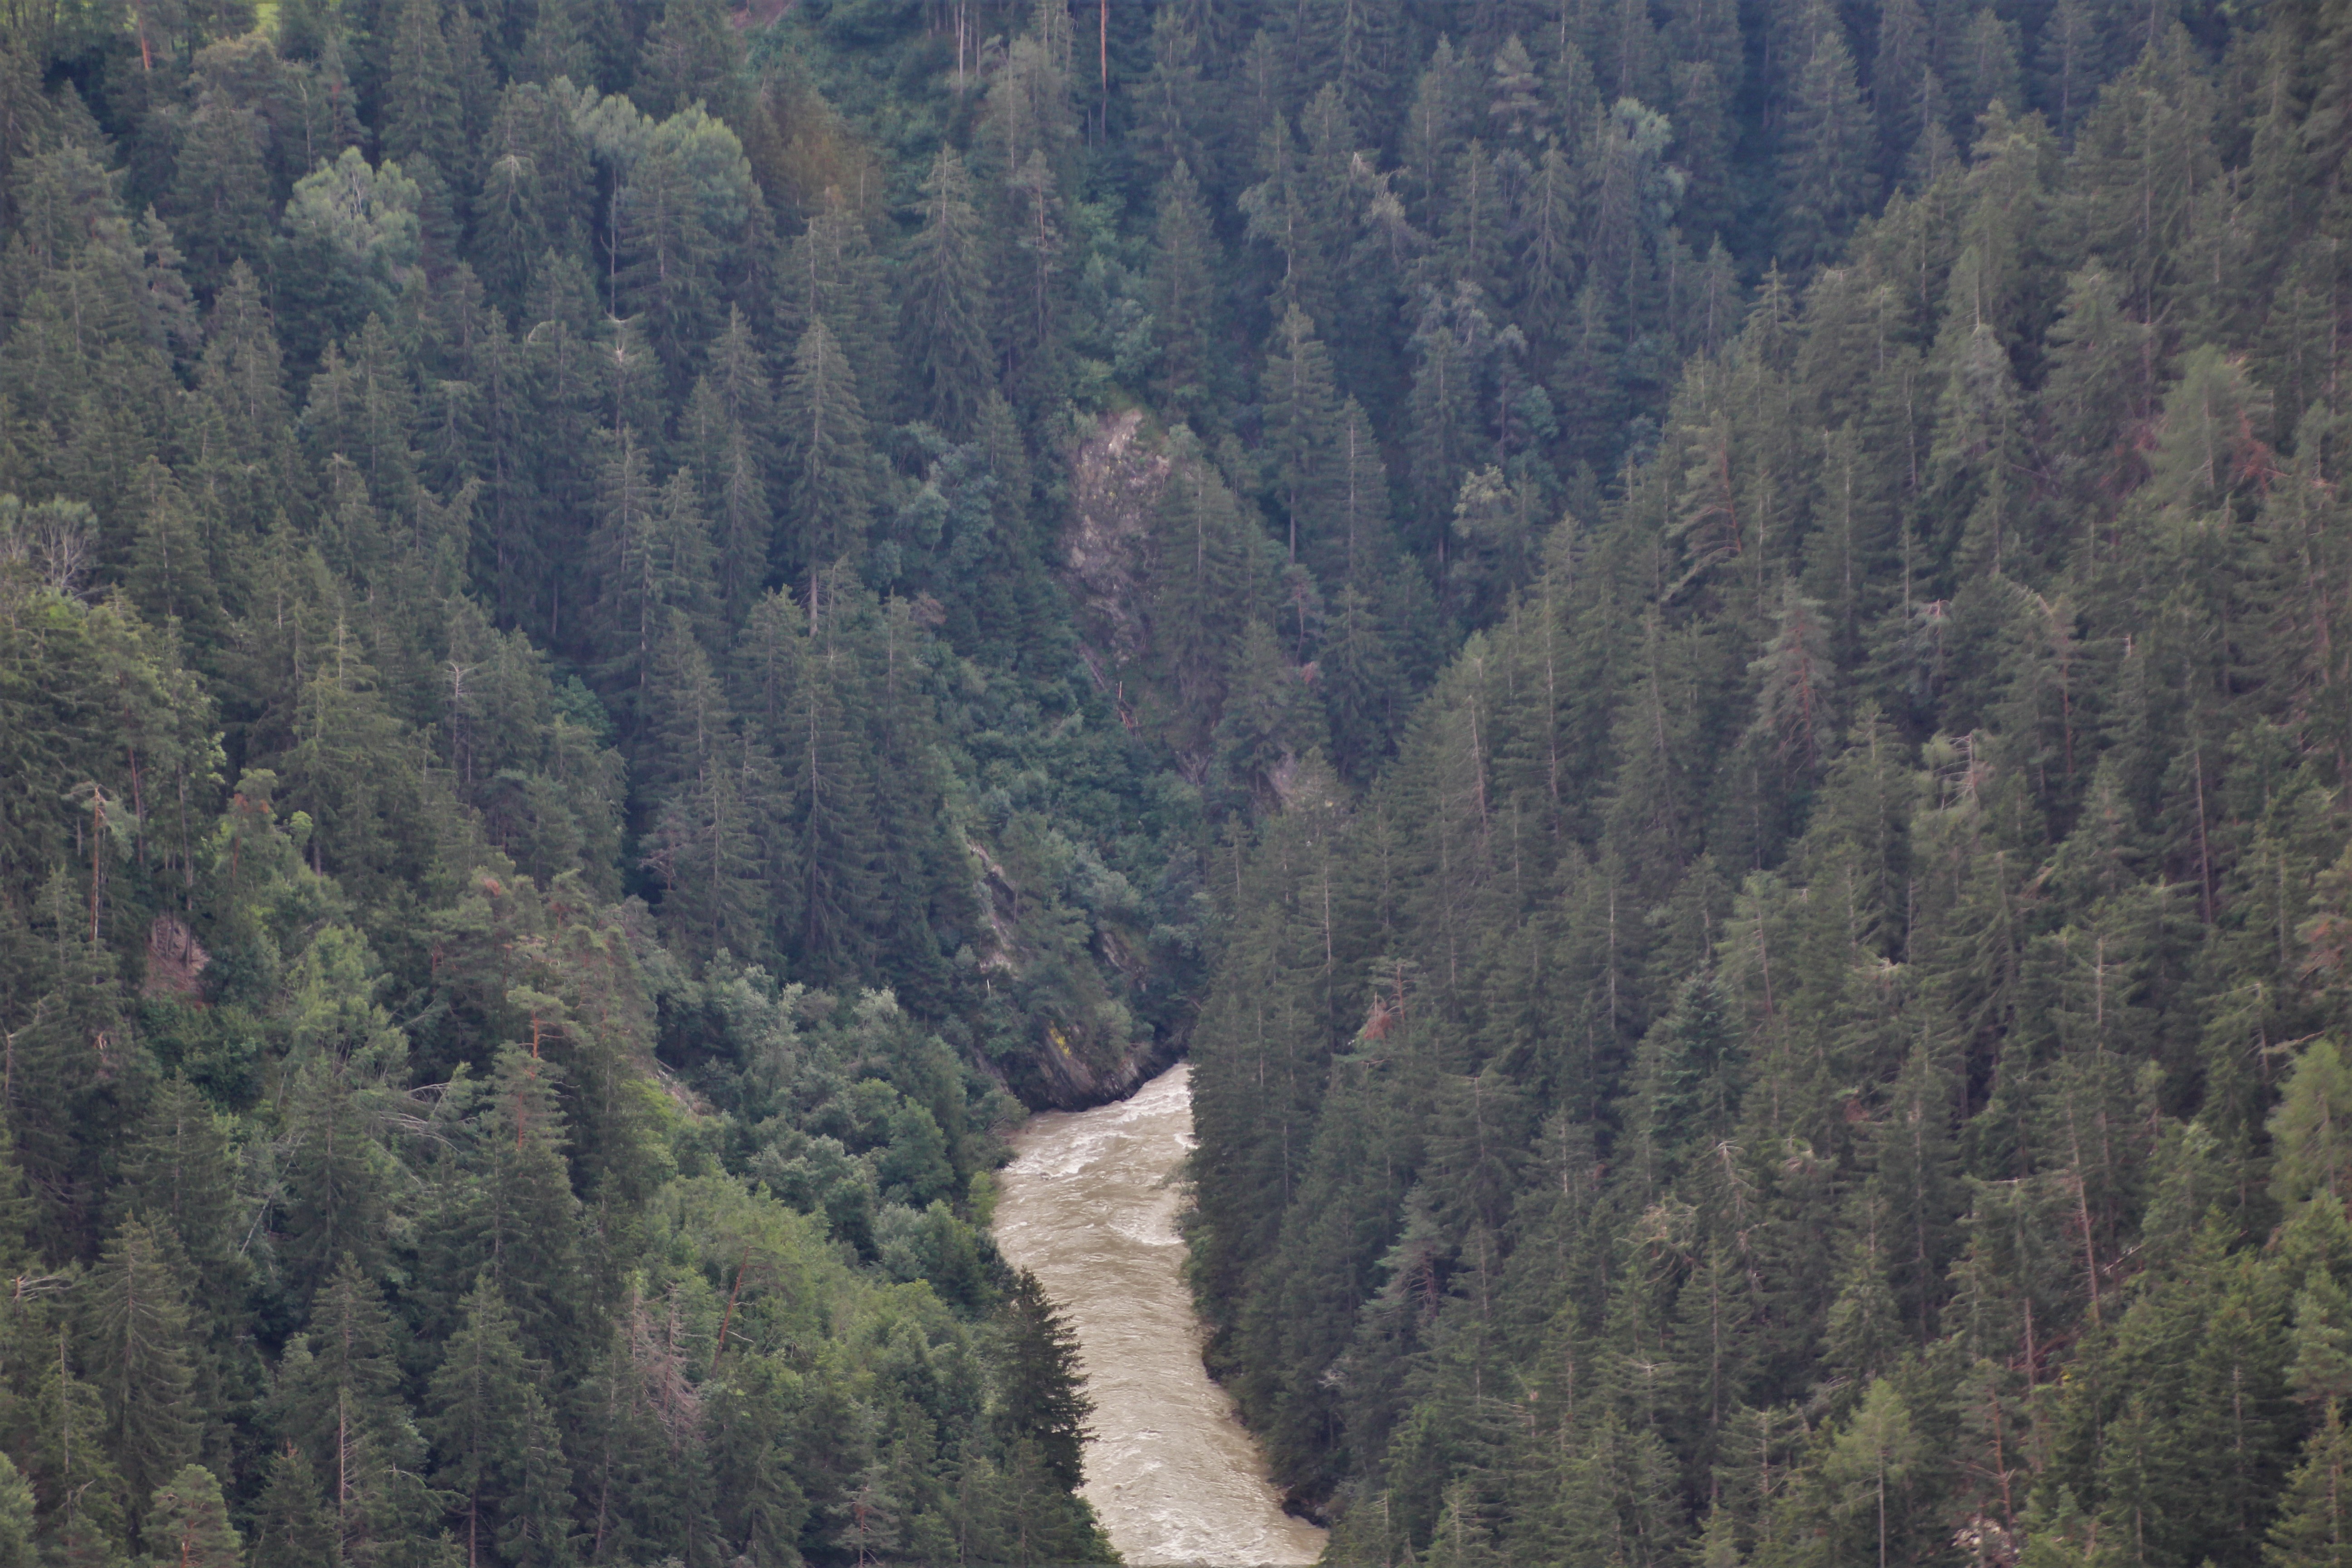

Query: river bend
[{"left": 994, "top": 1063, "right": 1327, "bottom": 1567}]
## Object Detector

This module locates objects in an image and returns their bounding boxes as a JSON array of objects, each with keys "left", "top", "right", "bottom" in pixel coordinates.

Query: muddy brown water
[{"left": 995, "top": 1062, "right": 1328, "bottom": 1567}]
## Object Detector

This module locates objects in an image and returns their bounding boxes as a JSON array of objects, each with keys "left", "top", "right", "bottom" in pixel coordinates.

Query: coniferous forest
[{"left": 0, "top": 0, "right": 2349, "bottom": 1563}]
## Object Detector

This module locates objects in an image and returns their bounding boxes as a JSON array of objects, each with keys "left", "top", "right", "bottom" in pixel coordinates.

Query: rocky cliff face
[
  {"left": 965, "top": 411, "right": 1193, "bottom": 1113},
  {"left": 1019, "top": 1023, "right": 1188, "bottom": 1109},
  {"left": 1062, "top": 408, "right": 1171, "bottom": 694}
]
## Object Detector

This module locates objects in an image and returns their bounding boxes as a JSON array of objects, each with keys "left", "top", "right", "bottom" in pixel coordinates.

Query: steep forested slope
[
  {"left": 0, "top": 2, "right": 1179, "bottom": 1565},
  {"left": 1178, "top": 9, "right": 2352, "bottom": 1568}
]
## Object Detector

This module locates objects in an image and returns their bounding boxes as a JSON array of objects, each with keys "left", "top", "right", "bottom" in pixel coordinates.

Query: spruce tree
[
  {"left": 471, "top": 84, "right": 593, "bottom": 312},
  {"left": 2274, "top": 1041, "right": 2352, "bottom": 1216},
  {"left": 778, "top": 318, "right": 876, "bottom": 575},
  {"left": 1148, "top": 438, "right": 1262, "bottom": 753},
  {"left": 425, "top": 1279, "right": 577, "bottom": 1568},
  {"left": 1131, "top": 6, "right": 1213, "bottom": 190},
  {"left": 633, "top": 0, "right": 749, "bottom": 128},
  {"left": 1776, "top": 0, "right": 1881, "bottom": 275},
  {"left": 84, "top": 1218, "right": 200, "bottom": 1519},
  {"left": 1260, "top": 304, "right": 1340, "bottom": 565},
  {"left": 898, "top": 148, "right": 993, "bottom": 439},
  {"left": 375, "top": 0, "right": 465, "bottom": 193},
  {"left": 642, "top": 613, "right": 774, "bottom": 965},
  {"left": 1150, "top": 161, "right": 1223, "bottom": 424},
  {"left": 1407, "top": 283, "right": 1499, "bottom": 573},
  {"left": 2271, "top": 1405, "right": 2352, "bottom": 1568},
  {"left": 996, "top": 1270, "right": 1092, "bottom": 1493},
  {"left": 681, "top": 365, "right": 776, "bottom": 622},
  {"left": 0, "top": 1455, "right": 33, "bottom": 1568},
  {"left": 585, "top": 431, "right": 689, "bottom": 737},
  {"left": 271, "top": 1254, "right": 436, "bottom": 1563},
  {"left": 272, "top": 951, "right": 402, "bottom": 1298},
  {"left": 168, "top": 93, "right": 273, "bottom": 295},
  {"left": 780, "top": 580, "right": 882, "bottom": 978},
  {"left": 992, "top": 150, "right": 1070, "bottom": 421},
  {"left": 247, "top": 1448, "right": 336, "bottom": 1568},
  {"left": 781, "top": 191, "right": 897, "bottom": 425}
]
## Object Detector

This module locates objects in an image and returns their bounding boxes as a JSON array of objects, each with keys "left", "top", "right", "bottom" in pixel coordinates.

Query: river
[{"left": 994, "top": 1062, "right": 1328, "bottom": 1567}]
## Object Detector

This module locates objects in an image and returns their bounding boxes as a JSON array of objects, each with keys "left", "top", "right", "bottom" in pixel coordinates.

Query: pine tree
[{"left": 147, "top": 1465, "right": 241, "bottom": 1568}]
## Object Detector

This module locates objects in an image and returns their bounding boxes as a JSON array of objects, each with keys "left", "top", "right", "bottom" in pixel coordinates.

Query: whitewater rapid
[{"left": 993, "top": 1062, "right": 1327, "bottom": 1567}]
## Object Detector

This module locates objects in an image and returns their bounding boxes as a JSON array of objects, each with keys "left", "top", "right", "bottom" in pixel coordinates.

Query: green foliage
[
  {"left": 0, "top": 1455, "right": 32, "bottom": 1568},
  {"left": 777, "top": 318, "right": 875, "bottom": 576},
  {"left": 0, "top": 0, "right": 2344, "bottom": 1563},
  {"left": 144, "top": 1464, "right": 240, "bottom": 1568},
  {"left": 995, "top": 1269, "right": 1092, "bottom": 1493},
  {"left": 273, "top": 147, "right": 420, "bottom": 363}
]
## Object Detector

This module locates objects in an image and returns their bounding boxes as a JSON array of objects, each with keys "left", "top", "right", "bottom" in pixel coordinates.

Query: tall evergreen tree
[
  {"left": 426, "top": 1279, "right": 576, "bottom": 1568},
  {"left": 83, "top": 1218, "right": 199, "bottom": 1520},
  {"left": 898, "top": 148, "right": 994, "bottom": 439},
  {"left": 1260, "top": 304, "right": 1340, "bottom": 565},
  {"left": 1777, "top": 0, "right": 1881, "bottom": 275},
  {"left": 777, "top": 318, "right": 875, "bottom": 575},
  {"left": 996, "top": 1270, "right": 1092, "bottom": 1493},
  {"left": 1150, "top": 161, "right": 1223, "bottom": 425}
]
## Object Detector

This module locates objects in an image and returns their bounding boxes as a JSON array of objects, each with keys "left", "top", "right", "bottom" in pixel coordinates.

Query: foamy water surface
[{"left": 994, "top": 1063, "right": 1328, "bottom": 1567}]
